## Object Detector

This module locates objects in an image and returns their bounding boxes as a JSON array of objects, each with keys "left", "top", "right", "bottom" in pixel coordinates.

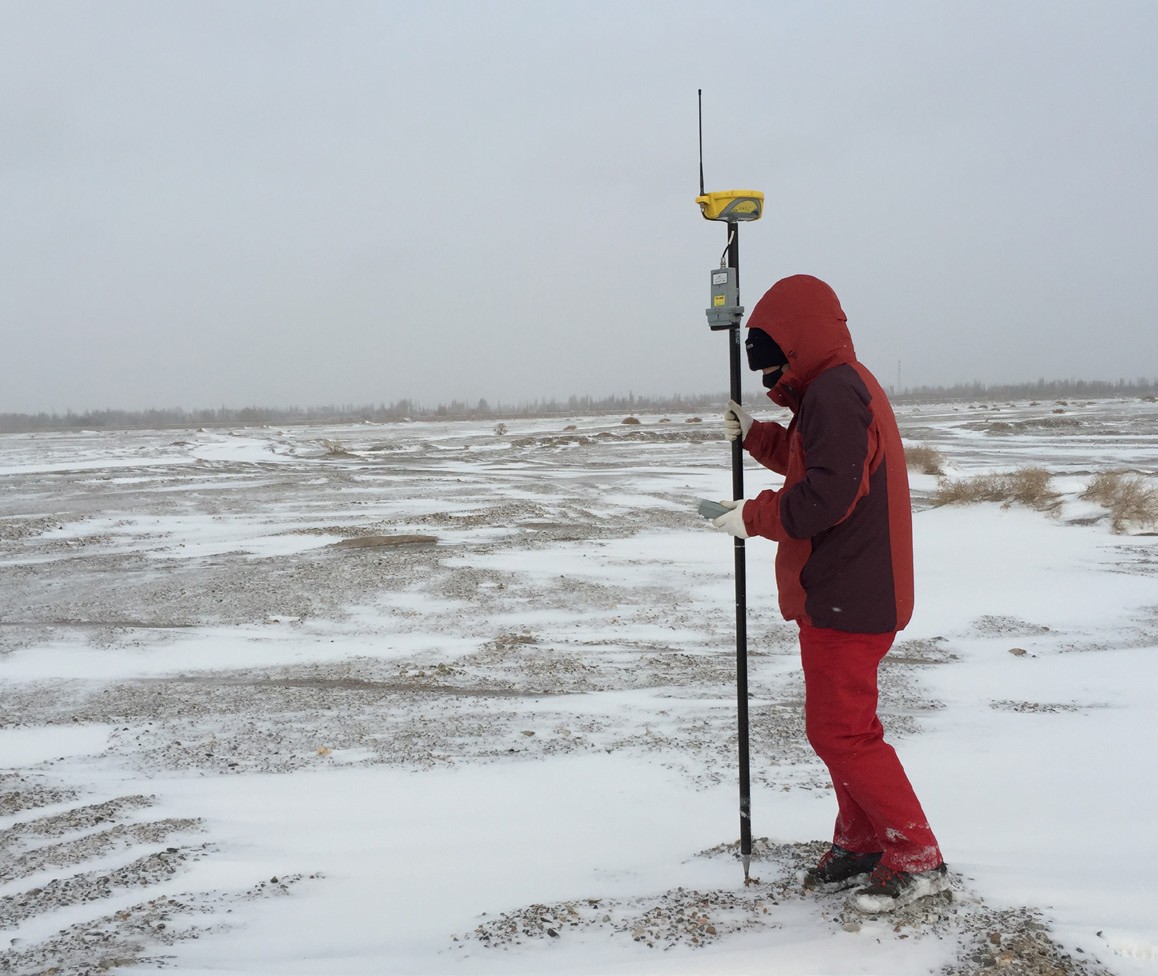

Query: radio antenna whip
[{"left": 698, "top": 88, "right": 706, "bottom": 197}]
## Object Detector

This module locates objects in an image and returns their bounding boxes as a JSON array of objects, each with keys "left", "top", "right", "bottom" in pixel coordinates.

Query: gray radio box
[
  {"left": 706, "top": 266, "right": 744, "bottom": 330},
  {"left": 698, "top": 498, "right": 730, "bottom": 520}
]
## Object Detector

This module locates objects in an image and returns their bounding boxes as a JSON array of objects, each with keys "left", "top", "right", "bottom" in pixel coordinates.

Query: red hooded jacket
[{"left": 740, "top": 275, "right": 914, "bottom": 633}]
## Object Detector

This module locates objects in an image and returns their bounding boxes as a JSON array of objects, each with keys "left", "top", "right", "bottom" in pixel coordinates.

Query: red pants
[{"left": 799, "top": 623, "right": 942, "bottom": 873}]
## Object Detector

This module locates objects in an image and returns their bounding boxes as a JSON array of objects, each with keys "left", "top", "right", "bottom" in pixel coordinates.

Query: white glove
[
  {"left": 723, "top": 399, "right": 754, "bottom": 442},
  {"left": 712, "top": 499, "right": 751, "bottom": 539}
]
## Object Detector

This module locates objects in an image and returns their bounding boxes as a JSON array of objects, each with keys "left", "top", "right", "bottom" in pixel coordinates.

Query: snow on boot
[
  {"left": 802, "top": 844, "right": 884, "bottom": 893},
  {"left": 849, "top": 862, "right": 950, "bottom": 913}
]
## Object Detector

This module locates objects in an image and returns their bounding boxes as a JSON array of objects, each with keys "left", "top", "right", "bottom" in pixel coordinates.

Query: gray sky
[{"left": 2, "top": 1, "right": 1156, "bottom": 414}]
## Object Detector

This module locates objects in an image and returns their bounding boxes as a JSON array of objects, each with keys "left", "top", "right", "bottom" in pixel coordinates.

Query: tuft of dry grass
[
  {"left": 1081, "top": 470, "right": 1158, "bottom": 533},
  {"left": 905, "top": 444, "right": 946, "bottom": 476},
  {"left": 933, "top": 467, "right": 1060, "bottom": 513}
]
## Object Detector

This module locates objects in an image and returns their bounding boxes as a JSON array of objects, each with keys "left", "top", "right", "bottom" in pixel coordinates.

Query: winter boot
[
  {"left": 802, "top": 845, "right": 884, "bottom": 893},
  {"left": 849, "top": 862, "right": 950, "bottom": 913}
]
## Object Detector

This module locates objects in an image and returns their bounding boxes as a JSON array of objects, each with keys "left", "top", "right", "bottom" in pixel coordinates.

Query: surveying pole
[{"left": 696, "top": 90, "right": 764, "bottom": 883}]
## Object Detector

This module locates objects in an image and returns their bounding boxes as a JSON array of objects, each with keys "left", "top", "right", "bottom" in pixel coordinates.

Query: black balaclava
[{"left": 745, "top": 327, "right": 788, "bottom": 388}]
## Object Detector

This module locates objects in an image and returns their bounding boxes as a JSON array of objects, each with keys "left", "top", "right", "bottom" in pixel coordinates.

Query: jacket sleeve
[
  {"left": 741, "top": 486, "right": 790, "bottom": 540},
  {"left": 743, "top": 374, "right": 874, "bottom": 541},
  {"left": 742, "top": 419, "right": 790, "bottom": 474}
]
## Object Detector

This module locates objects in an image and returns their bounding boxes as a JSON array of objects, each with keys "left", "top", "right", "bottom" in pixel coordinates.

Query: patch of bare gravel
[
  {"left": 0, "top": 772, "right": 80, "bottom": 817},
  {"left": 989, "top": 699, "right": 1110, "bottom": 715},
  {"left": 456, "top": 839, "right": 1115, "bottom": 976},
  {"left": 0, "top": 634, "right": 930, "bottom": 793},
  {"left": 0, "top": 773, "right": 318, "bottom": 976},
  {"left": 1, "top": 875, "right": 317, "bottom": 976},
  {"left": 972, "top": 616, "right": 1053, "bottom": 637}
]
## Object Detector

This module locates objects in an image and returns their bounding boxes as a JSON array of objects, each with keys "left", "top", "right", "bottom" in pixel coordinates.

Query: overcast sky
[{"left": 2, "top": 1, "right": 1156, "bottom": 414}]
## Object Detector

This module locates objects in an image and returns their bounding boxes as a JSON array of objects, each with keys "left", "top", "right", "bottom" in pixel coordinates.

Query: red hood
[{"left": 746, "top": 274, "right": 856, "bottom": 408}]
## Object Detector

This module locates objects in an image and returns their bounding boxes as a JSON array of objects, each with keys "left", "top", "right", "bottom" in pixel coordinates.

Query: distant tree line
[
  {"left": 2, "top": 378, "right": 1154, "bottom": 433},
  {"left": 893, "top": 376, "right": 1157, "bottom": 403},
  {"left": 0, "top": 392, "right": 722, "bottom": 432}
]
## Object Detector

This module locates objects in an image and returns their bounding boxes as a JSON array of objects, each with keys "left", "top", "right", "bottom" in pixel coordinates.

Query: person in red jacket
[{"left": 713, "top": 274, "right": 948, "bottom": 913}]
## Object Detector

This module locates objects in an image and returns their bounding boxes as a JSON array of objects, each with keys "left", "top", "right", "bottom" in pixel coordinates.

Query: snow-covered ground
[{"left": 1, "top": 396, "right": 1156, "bottom": 975}]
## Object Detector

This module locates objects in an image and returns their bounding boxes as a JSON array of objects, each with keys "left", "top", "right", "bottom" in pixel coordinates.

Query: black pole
[{"left": 727, "top": 220, "right": 753, "bottom": 880}]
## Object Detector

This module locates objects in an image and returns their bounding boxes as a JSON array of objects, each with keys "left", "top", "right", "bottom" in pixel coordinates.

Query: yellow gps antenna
[
  {"left": 696, "top": 91, "right": 764, "bottom": 224},
  {"left": 696, "top": 88, "right": 763, "bottom": 884},
  {"left": 696, "top": 190, "right": 764, "bottom": 222}
]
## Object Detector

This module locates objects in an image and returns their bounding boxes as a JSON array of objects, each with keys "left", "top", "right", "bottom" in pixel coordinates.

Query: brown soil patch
[{"left": 327, "top": 534, "right": 438, "bottom": 549}]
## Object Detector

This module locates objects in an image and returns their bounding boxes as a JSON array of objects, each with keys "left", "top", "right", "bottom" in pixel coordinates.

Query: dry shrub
[
  {"left": 1081, "top": 470, "right": 1158, "bottom": 533},
  {"left": 933, "top": 467, "right": 1060, "bottom": 513},
  {"left": 319, "top": 439, "right": 357, "bottom": 458},
  {"left": 1005, "top": 468, "right": 1059, "bottom": 510},
  {"left": 905, "top": 444, "right": 945, "bottom": 476},
  {"left": 1082, "top": 470, "right": 1124, "bottom": 507}
]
